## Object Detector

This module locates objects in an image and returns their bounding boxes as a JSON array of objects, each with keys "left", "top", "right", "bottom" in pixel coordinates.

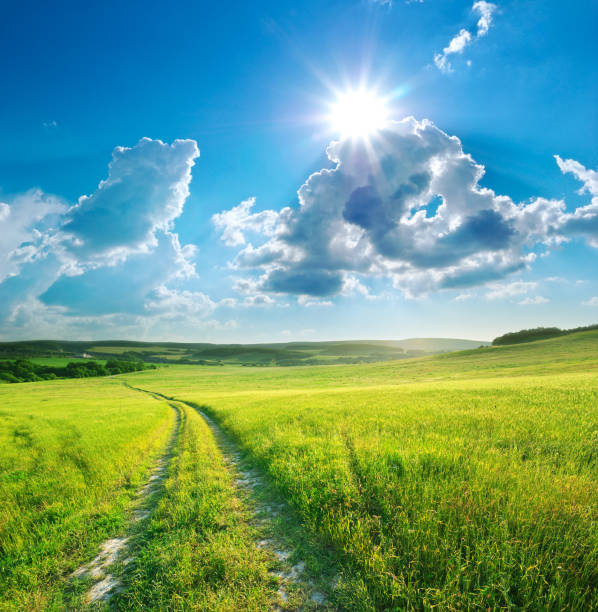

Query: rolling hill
[{"left": 0, "top": 337, "right": 489, "bottom": 366}]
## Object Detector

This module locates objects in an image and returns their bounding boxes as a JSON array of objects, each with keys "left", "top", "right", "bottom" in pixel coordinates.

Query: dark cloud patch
[
  {"left": 458, "top": 209, "right": 516, "bottom": 250},
  {"left": 264, "top": 268, "right": 344, "bottom": 297},
  {"left": 343, "top": 185, "right": 387, "bottom": 230},
  {"left": 561, "top": 209, "right": 598, "bottom": 238},
  {"left": 393, "top": 171, "right": 431, "bottom": 200},
  {"left": 440, "top": 260, "right": 527, "bottom": 290},
  {"left": 411, "top": 209, "right": 515, "bottom": 268},
  {"left": 442, "top": 208, "right": 515, "bottom": 252}
]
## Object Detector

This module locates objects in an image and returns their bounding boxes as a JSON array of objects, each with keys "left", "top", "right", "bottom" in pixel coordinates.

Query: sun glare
[{"left": 329, "top": 89, "right": 389, "bottom": 139}]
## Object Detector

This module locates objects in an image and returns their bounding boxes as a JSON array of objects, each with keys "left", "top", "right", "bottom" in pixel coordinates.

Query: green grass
[
  {"left": 88, "top": 345, "right": 185, "bottom": 355},
  {"left": 0, "top": 378, "right": 174, "bottom": 610},
  {"left": 32, "top": 357, "right": 107, "bottom": 367},
  {"left": 125, "top": 330, "right": 598, "bottom": 610}
]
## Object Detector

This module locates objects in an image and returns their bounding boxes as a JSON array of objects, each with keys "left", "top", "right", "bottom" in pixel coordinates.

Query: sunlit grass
[{"left": 0, "top": 378, "right": 173, "bottom": 609}]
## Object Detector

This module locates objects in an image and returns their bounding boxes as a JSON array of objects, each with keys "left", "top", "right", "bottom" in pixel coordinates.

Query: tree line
[
  {"left": 492, "top": 324, "right": 598, "bottom": 346},
  {"left": 0, "top": 359, "right": 155, "bottom": 383}
]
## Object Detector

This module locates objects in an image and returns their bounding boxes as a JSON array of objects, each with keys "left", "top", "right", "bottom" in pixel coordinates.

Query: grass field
[
  {"left": 126, "top": 331, "right": 598, "bottom": 610},
  {"left": 1, "top": 331, "right": 596, "bottom": 609}
]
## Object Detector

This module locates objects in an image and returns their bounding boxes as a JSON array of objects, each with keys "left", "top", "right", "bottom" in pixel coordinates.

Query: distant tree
[
  {"left": 492, "top": 327, "right": 562, "bottom": 346},
  {"left": 0, "top": 358, "right": 152, "bottom": 384},
  {"left": 492, "top": 324, "right": 598, "bottom": 346}
]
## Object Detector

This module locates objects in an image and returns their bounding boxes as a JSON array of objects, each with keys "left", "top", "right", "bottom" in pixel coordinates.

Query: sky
[{"left": 1, "top": 0, "right": 597, "bottom": 343}]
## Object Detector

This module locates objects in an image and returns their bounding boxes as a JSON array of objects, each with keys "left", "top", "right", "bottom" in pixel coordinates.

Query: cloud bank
[
  {"left": 1, "top": 123, "right": 596, "bottom": 338},
  {"left": 214, "top": 117, "right": 598, "bottom": 301},
  {"left": 555, "top": 154, "right": 598, "bottom": 248},
  {"left": 64, "top": 137, "right": 199, "bottom": 263},
  {"left": 0, "top": 138, "right": 210, "bottom": 338}
]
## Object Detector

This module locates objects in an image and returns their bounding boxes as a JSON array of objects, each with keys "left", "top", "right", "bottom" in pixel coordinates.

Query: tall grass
[{"left": 0, "top": 377, "right": 173, "bottom": 609}]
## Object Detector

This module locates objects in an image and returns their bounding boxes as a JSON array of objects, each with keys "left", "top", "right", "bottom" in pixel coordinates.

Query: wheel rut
[
  {"left": 127, "top": 384, "right": 336, "bottom": 610},
  {"left": 70, "top": 395, "right": 182, "bottom": 605}
]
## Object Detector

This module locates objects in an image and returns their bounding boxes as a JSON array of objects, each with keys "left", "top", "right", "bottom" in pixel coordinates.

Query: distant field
[
  {"left": 29, "top": 357, "right": 107, "bottom": 366},
  {"left": 88, "top": 345, "right": 182, "bottom": 354},
  {"left": 0, "top": 337, "right": 489, "bottom": 367},
  {"left": 1, "top": 332, "right": 596, "bottom": 609}
]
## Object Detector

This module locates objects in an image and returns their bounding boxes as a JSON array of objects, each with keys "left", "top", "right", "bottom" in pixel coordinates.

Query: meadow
[
  {"left": 127, "top": 331, "right": 598, "bottom": 610},
  {"left": 4, "top": 358, "right": 107, "bottom": 367},
  {"left": 0, "top": 331, "right": 596, "bottom": 609}
]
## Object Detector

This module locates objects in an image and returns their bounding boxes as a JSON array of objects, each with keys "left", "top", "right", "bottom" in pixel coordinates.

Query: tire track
[
  {"left": 189, "top": 404, "right": 321, "bottom": 609},
  {"left": 71, "top": 396, "right": 182, "bottom": 605},
  {"left": 127, "top": 384, "right": 335, "bottom": 610}
]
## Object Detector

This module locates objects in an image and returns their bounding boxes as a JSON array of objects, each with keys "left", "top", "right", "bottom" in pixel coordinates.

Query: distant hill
[
  {"left": 492, "top": 324, "right": 598, "bottom": 346},
  {"left": 385, "top": 338, "right": 490, "bottom": 352},
  {"left": 0, "top": 337, "right": 489, "bottom": 367}
]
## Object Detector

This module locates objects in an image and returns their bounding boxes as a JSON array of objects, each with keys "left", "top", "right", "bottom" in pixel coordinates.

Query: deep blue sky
[{"left": 1, "top": 0, "right": 597, "bottom": 341}]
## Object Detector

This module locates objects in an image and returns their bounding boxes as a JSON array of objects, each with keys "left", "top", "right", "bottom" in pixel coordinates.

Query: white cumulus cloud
[
  {"left": 145, "top": 285, "right": 216, "bottom": 318},
  {"left": 297, "top": 295, "right": 334, "bottom": 307},
  {"left": 0, "top": 190, "right": 67, "bottom": 284},
  {"left": 554, "top": 155, "right": 598, "bottom": 247},
  {"left": 473, "top": 1, "right": 497, "bottom": 36},
  {"left": 434, "top": 29, "right": 472, "bottom": 73},
  {"left": 0, "top": 138, "right": 202, "bottom": 334},
  {"left": 64, "top": 137, "right": 199, "bottom": 263},
  {"left": 212, "top": 197, "right": 279, "bottom": 246},
  {"left": 215, "top": 117, "right": 590, "bottom": 302},
  {"left": 243, "top": 294, "right": 276, "bottom": 307}
]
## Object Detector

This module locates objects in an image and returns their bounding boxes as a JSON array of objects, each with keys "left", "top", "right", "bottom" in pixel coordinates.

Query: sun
[{"left": 329, "top": 88, "right": 389, "bottom": 139}]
